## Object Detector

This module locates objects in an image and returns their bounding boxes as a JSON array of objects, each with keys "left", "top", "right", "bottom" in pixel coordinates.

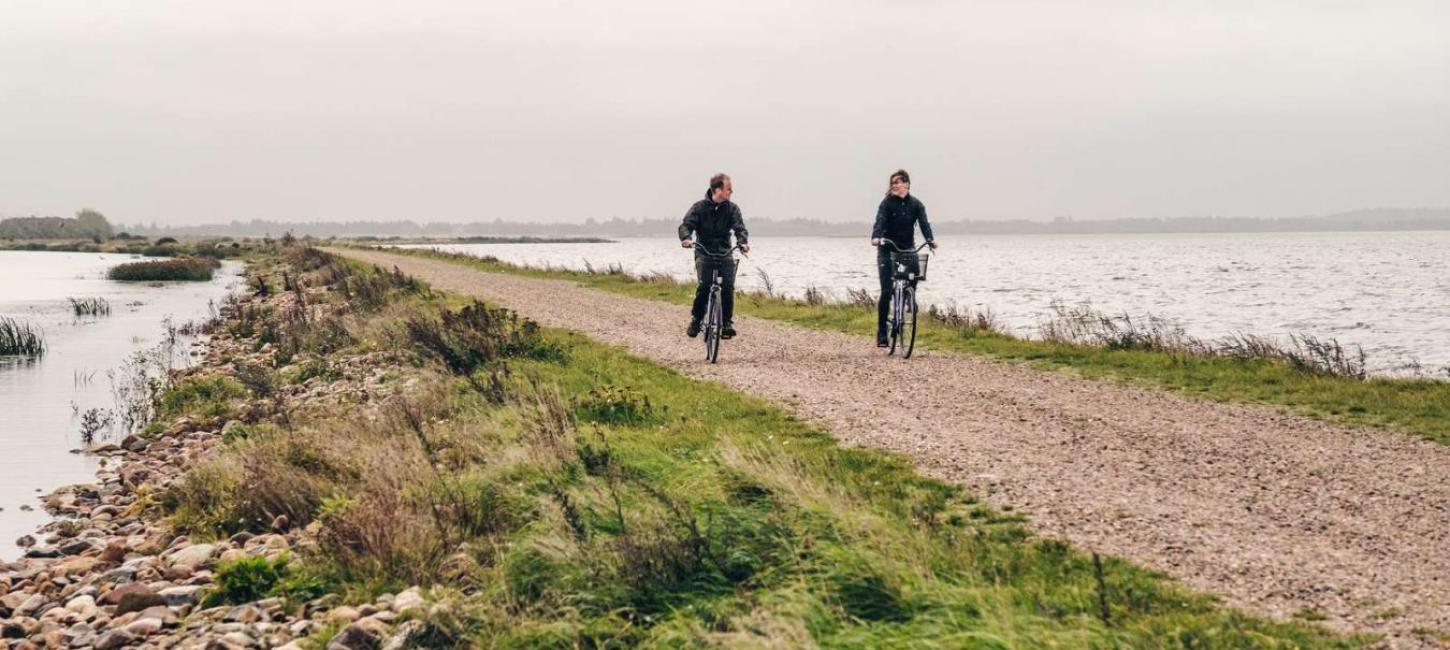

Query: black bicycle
[
  {"left": 878, "top": 240, "right": 931, "bottom": 358},
  {"left": 692, "top": 243, "right": 744, "bottom": 363}
]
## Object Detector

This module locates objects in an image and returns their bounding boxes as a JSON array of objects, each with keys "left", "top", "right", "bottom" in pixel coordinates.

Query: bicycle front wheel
[
  {"left": 887, "top": 284, "right": 903, "bottom": 356},
  {"left": 902, "top": 287, "right": 919, "bottom": 359},
  {"left": 705, "top": 289, "right": 722, "bottom": 363}
]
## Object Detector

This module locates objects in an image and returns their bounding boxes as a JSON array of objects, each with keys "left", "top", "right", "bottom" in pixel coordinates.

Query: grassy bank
[
  {"left": 383, "top": 247, "right": 1450, "bottom": 446},
  {"left": 145, "top": 246, "right": 1365, "bottom": 647},
  {"left": 108, "top": 257, "right": 219, "bottom": 281}
]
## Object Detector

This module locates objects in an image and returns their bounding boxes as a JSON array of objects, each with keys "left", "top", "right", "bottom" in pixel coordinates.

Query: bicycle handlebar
[
  {"left": 691, "top": 242, "right": 746, "bottom": 258},
  {"left": 875, "top": 240, "right": 932, "bottom": 254}
]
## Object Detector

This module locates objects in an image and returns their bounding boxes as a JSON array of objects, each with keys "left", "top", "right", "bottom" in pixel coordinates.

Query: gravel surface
[{"left": 336, "top": 248, "right": 1450, "bottom": 646}]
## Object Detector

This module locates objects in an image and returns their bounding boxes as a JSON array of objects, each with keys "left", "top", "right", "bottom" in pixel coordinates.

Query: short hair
[
  {"left": 709, "top": 173, "right": 731, "bottom": 191},
  {"left": 890, "top": 169, "right": 911, "bottom": 185}
]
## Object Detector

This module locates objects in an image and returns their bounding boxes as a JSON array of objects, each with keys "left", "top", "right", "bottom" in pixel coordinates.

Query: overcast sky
[{"left": 2, "top": 1, "right": 1446, "bottom": 225}]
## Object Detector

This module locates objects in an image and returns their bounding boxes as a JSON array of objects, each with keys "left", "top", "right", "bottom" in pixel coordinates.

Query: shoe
[
  {"left": 876, "top": 334, "right": 889, "bottom": 348},
  {"left": 686, "top": 319, "right": 702, "bottom": 338},
  {"left": 721, "top": 323, "right": 736, "bottom": 339}
]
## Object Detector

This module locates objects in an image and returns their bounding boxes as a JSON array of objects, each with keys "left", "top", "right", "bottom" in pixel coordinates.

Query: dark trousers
[
  {"left": 877, "top": 249, "right": 918, "bottom": 338},
  {"left": 692, "top": 256, "right": 736, "bottom": 323}
]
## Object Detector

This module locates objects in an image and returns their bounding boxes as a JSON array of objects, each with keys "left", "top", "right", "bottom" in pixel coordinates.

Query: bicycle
[
  {"left": 691, "top": 243, "right": 745, "bottom": 363},
  {"left": 877, "top": 240, "right": 931, "bottom": 358}
]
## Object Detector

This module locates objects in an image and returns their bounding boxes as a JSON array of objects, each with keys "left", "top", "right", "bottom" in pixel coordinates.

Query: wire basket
[{"left": 890, "top": 252, "right": 929, "bottom": 281}]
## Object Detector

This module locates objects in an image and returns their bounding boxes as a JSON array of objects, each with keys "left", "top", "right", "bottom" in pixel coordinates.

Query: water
[
  {"left": 402, "top": 231, "right": 1450, "bottom": 374},
  {"left": 0, "top": 251, "right": 240, "bottom": 558}
]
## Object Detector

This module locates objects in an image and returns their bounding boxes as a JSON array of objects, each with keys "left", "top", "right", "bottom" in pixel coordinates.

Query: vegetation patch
[
  {"left": 108, "top": 257, "right": 218, "bottom": 281},
  {"left": 0, "top": 316, "right": 46, "bottom": 357},
  {"left": 67, "top": 296, "right": 112, "bottom": 317}
]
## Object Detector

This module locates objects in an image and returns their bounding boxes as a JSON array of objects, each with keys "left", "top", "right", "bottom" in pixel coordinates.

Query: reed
[
  {"left": 68, "top": 296, "right": 112, "bottom": 317},
  {"left": 107, "top": 257, "right": 216, "bottom": 282},
  {"left": 0, "top": 317, "right": 46, "bottom": 357}
]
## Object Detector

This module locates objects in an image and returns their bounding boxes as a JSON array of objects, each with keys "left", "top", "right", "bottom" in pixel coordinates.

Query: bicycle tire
[
  {"left": 887, "top": 283, "right": 903, "bottom": 356},
  {"left": 705, "top": 287, "right": 722, "bottom": 363},
  {"left": 903, "top": 287, "right": 919, "bottom": 359}
]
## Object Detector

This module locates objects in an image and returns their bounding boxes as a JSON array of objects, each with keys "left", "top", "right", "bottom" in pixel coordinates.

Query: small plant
[
  {"left": 574, "top": 386, "right": 659, "bottom": 426},
  {"left": 79, "top": 407, "right": 115, "bottom": 445},
  {"left": 0, "top": 317, "right": 46, "bottom": 357},
  {"left": 204, "top": 555, "right": 290, "bottom": 607},
  {"left": 803, "top": 286, "right": 827, "bottom": 306},
  {"left": 108, "top": 257, "right": 216, "bottom": 282},
  {"left": 68, "top": 297, "right": 112, "bottom": 317}
]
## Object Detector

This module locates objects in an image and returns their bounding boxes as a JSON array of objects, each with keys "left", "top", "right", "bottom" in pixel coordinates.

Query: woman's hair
[{"left": 890, "top": 169, "right": 910, "bottom": 185}]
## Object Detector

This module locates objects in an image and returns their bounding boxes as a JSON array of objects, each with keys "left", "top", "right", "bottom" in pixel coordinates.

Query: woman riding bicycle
[
  {"left": 870, "top": 169, "right": 938, "bottom": 347},
  {"left": 679, "top": 173, "right": 750, "bottom": 339}
]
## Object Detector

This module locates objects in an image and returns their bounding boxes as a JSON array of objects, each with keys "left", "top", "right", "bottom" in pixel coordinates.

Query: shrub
[
  {"left": 68, "top": 297, "right": 111, "bottom": 317},
  {"left": 573, "top": 386, "right": 659, "bottom": 426},
  {"left": 159, "top": 375, "right": 246, "bottom": 420},
  {"left": 205, "top": 556, "right": 290, "bottom": 607},
  {"left": 108, "top": 257, "right": 216, "bottom": 281}
]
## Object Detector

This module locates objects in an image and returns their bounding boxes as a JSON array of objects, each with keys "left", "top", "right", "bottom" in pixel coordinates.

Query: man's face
[
  {"left": 714, "top": 179, "right": 733, "bottom": 202},
  {"left": 889, "top": 176, "right": 909, "bottom": 198}
]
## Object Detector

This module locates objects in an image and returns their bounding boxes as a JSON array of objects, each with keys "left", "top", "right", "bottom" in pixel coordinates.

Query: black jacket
[
  {"left": 871, "top": 194, "right": 934, "bottom": 249},
  {"left": 678, "top": 191, "right": 748, "bottom": 255}
]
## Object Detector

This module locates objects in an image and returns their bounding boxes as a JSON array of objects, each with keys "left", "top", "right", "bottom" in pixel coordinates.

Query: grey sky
[{"left": 2, "top": 1, "right": 1446, "bottom": 225}]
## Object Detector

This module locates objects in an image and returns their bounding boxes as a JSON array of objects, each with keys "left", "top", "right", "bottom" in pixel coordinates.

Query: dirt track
[{"left": 333, "top": 248, "right": 1450, "bottom": 646}]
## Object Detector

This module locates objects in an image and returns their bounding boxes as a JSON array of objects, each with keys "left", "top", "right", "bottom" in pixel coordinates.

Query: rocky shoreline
[{"left": 1, "top": 270, "right": 428, "bottom": 650}]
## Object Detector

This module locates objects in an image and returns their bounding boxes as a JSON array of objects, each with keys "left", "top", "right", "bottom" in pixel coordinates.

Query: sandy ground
[{"left": 333, "top": 248, "right": 1450, "bottom": 647}]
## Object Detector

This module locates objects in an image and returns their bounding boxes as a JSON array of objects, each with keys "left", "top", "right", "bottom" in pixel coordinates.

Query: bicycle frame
[
  {"left": 692, "top": 243, "right": 744, "bottom": 363},
  {"left": 876, "top": 240, "right": 930, "bottom": 358}
]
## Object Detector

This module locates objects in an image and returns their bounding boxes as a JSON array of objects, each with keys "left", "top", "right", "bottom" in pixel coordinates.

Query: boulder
[{"left": 168, "top": 543, "right": 217, "bottom": 569}]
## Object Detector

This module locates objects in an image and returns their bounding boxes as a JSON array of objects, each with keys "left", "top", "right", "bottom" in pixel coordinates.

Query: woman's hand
[
  {"left": 681, "top": 238, "right": 693, "bottom": 249},
  {"left": 928, "top": 241, "right": 939, "bottom": 251},
  {"left": 871, "top": 238, "right": 881, "bottom": 247}
]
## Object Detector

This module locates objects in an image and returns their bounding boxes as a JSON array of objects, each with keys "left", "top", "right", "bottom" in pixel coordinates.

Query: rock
[
  {"left": 168, "top": 543, "right": 217, "bottom": 569},
  {"left": 59, "top": 538, "right": 94, "bottom": 555},
  {"left": 99, "top": 539, "right": 128, "bottom": 563},
  {"left": 271, "top": 514, "right": 290, "bottom": 532},
  {"left": 63, "top": 622, "right": 96, "bottom": 647},
  {"left": 220, "top": 630, "right": 257, "bottom": 647},
  {"left": 123, "top": 616, "right": 163, "bottom": 635},
  {"left": 115, "top": 590, "right": 167, "bottom": 616},
  {"left": 225, "top": 604, "right": 263, "bottom": 623},
  {"left": 64, "top": 594, "right": 98, "bottom": 619},
  {"left": 53, "top": 556, "right": 101, "bottom": 577},
  {"left": 389, "top": 588, "right": 424, "bottom": 614},
  {"left": 158, "top": 585, "right": 207, "bottom": 607},
  {"left": 381, "top": 620, "right": 424, "bottom": 650},
  {"left": 327, "top": 606, "right": 361, "bottom": 624},
  {"left": 101, "top": 581, "right": 154, "bottom": 605},
  {"left": 94, "top": 628, "right": 138, "bottom": 649},
  {"left": 327, "top": 618, "right": 390, "bottom": 650},
  {"left": 14, "top": 534, "right": 35, "bottom": 547},
  {"left": 1, "top": 619, "right": 27, "bottom": 639}
]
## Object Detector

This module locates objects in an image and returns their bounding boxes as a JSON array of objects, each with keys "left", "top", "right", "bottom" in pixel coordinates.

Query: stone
[
  {"left": 225, "top": 604, "right": 263, "bottom": 623},
  {"left": 327, "top": 606, "right": 360, "bottom": 624},
  {"left": 115, "top": 590, "right": 168, "bottom": 616},
  {"left": 97, "top": 538, "right": 128, "bottom": 564},
  {"left": 168, "top": 543, "right": 217, "bottom": 569},
  {"left": 64, "top": 594, "right": 97, "bottom": 619},
  {"left": 95, "top": 628, "right": 138, "bottom": 649},
  {"left": 381, "top": 620, "right": 424, "bottom": 650},
  {"left": 59, "top": 538, "right": 94, "bottom": 555},
  {"left": 271, "top": 514, "right": 290, "bottom": 532},
  {"left": 53, "top": 556, "right": 101, "bottom": 577},
  {"left": 101, "top": 582, "right": 154, "bottom": 606},
  {"left": 389, "top": 588, "right": 424, "bottom": 614},
  {"left": 158, "top": 584, "right": 207, "bottom": 607},
  {"left": 219, "top": 548, "right": 248, "bottom": 564},
  {"left": 63, "top": 622, "right": 96, "bottom": 647},
  {"left": 124, "top": 616, "right": 163, "bottom": 635},
  {"left": 327, "top": 619, "right": 388, "bottom": 650}
]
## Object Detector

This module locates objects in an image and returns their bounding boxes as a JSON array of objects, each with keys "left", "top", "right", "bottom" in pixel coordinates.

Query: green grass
[
  {"left": 156, "top": 248, "right": 1373, "bottom": 648},
  {"left": 388, "top": 247, "right": 1450, "bottom": 446},
  {"left": 108, "top": 257, "right": 218, "bottom": 281},
  {"left": 159, "top": 375, "right": 246, "bottom": 420}
]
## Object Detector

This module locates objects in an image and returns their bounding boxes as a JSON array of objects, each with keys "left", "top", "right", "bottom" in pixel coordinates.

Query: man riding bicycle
[
  {"left": 871, "top": 169, "right": 938, "bottom": 347},
  {"left": 680, "top": 173, "right": 750, "bottom": 339}
]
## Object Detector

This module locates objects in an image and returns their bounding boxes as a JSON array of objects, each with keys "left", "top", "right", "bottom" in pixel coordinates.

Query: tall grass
[
  {"left": 0, "top": 317, "right": 46, "bottom": 357},
  {"left": 108, "top": 257, "right": 217, "bottom": 281},
  {"left": 68, "top": 296, "right": 111, "bottom": 317}
]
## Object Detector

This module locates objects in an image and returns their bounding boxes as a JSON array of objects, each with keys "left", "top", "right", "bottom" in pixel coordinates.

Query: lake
[{"left": 0, "top": 251, "right": 240, "bottom": 558}]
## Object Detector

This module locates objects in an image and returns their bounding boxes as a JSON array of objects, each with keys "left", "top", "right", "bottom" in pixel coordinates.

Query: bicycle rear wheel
[
  {"left": 705, "top": 288, "right": 722, "bottom": 363},
  {"left": 902, "top": 287, "right": 919, "bottom": 359}
]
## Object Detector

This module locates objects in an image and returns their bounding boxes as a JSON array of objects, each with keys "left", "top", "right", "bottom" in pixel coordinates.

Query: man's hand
[
  {"left": 928, "top": 240, "right": 939, "bottom": 251},
  {"left": 741, "top": 244, "right": 751, "bottom": 254},
  {"left": 870, "top": 238, "right": 881, "bottom": 247},
  {"left": 681, "top": 238, "right": 693, "bottom": 249}
]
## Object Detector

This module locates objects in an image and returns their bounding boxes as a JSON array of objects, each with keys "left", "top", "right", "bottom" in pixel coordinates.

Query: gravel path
[{"left": 335, "top": 248, "right": 1450, "bottom": 646}]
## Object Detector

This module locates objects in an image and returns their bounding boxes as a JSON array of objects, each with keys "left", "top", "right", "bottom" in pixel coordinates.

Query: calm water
[
  {"left": 0, "top": 251, "right": 240, "bottom": 558},
  {"left": 403, "top": 231, "right": 1450, "bottom": 374}
]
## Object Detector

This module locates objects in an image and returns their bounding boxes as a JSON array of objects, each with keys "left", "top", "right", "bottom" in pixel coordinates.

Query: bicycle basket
[{"left": 891, "top": 252, "right": 929, "bottom": 281}]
